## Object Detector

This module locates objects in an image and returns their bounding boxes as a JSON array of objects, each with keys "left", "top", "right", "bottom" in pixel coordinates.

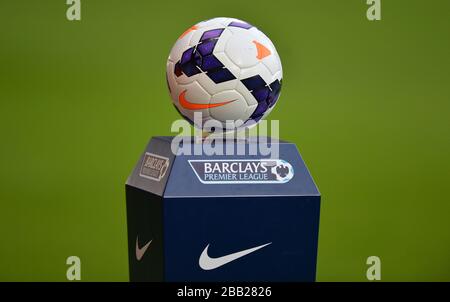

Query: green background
[{"left": 0, "top": 0, "right": 449, "bottom": 281}]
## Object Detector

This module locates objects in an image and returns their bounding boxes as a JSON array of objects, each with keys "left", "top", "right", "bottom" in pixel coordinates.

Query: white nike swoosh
[
  {"left": 135, "top": 236, "right": 152, "bottom": 261},
  {"left": 199, "top": 242, "right": 272, "bottom": 270}
]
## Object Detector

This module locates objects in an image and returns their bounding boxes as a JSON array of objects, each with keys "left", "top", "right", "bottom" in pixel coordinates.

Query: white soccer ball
[{"left": 166, "top": 17, "right": 283, "bottom": 132}]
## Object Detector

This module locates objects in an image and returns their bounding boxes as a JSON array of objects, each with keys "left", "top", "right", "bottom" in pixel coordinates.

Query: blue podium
[{"left": 125, "top": 136, "right": 321, "bottom": 281}]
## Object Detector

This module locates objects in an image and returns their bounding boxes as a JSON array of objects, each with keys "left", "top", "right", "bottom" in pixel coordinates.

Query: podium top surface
[{"left": 126, "top": 136, "right": 320, "bottom": 198}]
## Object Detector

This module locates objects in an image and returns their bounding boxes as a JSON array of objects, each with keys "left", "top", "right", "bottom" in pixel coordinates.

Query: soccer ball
[{"left": 166, "top": 17, "right": 282, "bottom": 132}]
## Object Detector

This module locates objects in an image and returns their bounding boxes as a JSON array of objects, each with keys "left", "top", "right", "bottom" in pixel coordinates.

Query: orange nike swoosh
[{"left": 178, "top": 90, "right": 236, "bottom": 110}]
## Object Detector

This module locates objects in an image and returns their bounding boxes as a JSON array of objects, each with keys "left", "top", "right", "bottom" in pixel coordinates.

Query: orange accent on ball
[
  {"left": 179, "top": 25, "right": 198, "bottom": 39},
  {"left": 253, "top": 40, "right": 271, "bottom": 60}
]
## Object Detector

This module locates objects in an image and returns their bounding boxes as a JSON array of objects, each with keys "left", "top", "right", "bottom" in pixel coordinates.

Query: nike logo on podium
[
  {"left": 199, "top": 242, "right": 272, "bottom": 270},
  {"left": 135, "top": 236, "right": 152, "bottom": 261}
]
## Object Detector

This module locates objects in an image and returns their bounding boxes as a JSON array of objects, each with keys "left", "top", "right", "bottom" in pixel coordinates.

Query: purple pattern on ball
[
  {"left": 193, "top": 51, "right": 202, "bottom": 66},
  {"left": 247, "top": 79, "right": 282, "bottom": 121},
  {"left": 252, "top": 115, "right": 264, "bottom": 123},
  {"left": 228, "top": 21, "right": 252, "bottom": 29},
  {"left": 207, "top": 68, "right": 236, "bottom": 83},
  {"left": 181, "top": 62, "right": 201, "bottom": 76},
  {"left": 252, "top": 87, "right": 270, "bottom": 103},
  {"left": 267, "top": 80, "right": 282, "bottom": 107},
  {"left": 180, "top": 47, "right": 194, "bottom": 65},
  {"left": 252, "top": 101, "right": 268, "bottom": 117},
  {"left": 197, "top": 40, "right": 216, "bottom": 56},
  {"left": 241, "top": 75, "right": 267, "bottom": 91},
  {"left": 200, "top": 29, "right": 224, "bottom": 41},
  {"left": 201, "top": 55, "right": 224, "bottom": 71}
]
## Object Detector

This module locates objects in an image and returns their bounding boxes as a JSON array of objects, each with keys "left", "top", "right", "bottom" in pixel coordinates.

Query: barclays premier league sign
[
  {"left": 189, "top": 159, "right": 294, "bottom": 184},
  {"left": 125, "top": 18, "right": 320, "bottom": 282}
]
